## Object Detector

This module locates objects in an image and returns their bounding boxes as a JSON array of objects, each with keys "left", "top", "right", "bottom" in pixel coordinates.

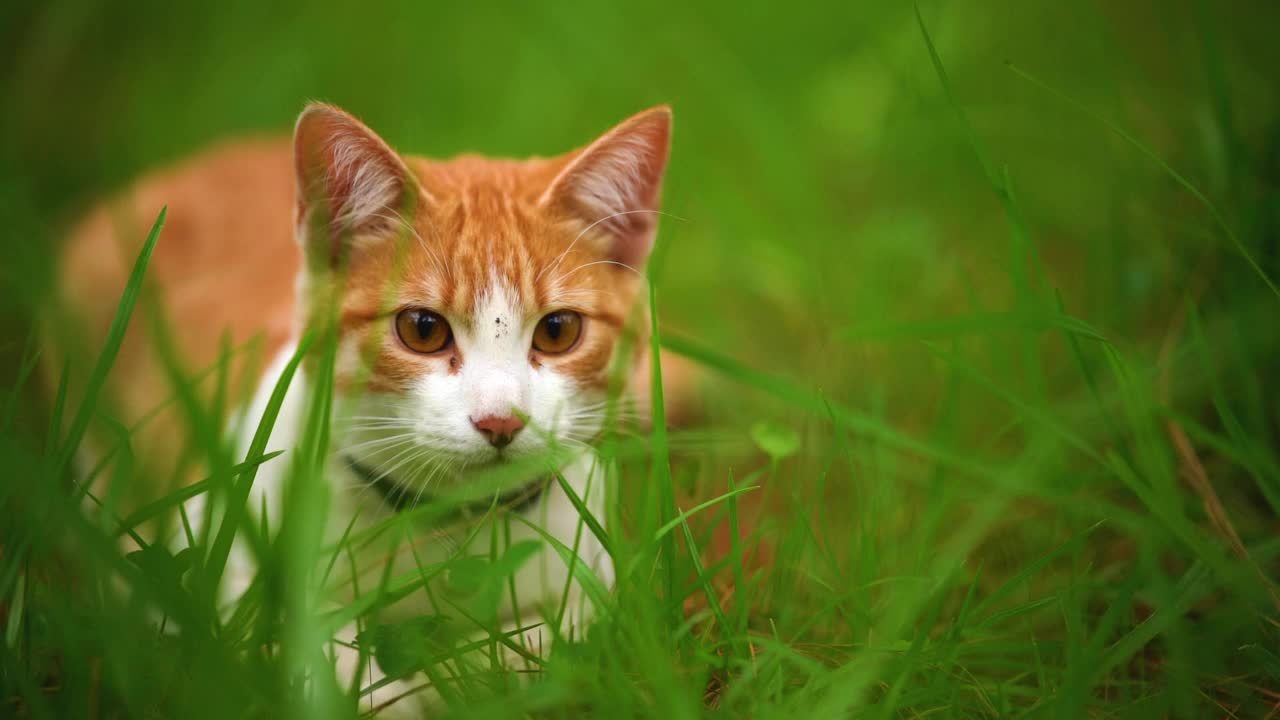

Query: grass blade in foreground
[
  {"left": 203, "top": 333, "right": 313, "bottom": 605},
  {"left": 56, "top": 207, "right": 166, "bottom": 484}
]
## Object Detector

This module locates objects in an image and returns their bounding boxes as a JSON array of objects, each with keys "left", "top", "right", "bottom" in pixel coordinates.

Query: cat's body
[{"left": 50, "top": 104, "right": 677, "bottom": 714}]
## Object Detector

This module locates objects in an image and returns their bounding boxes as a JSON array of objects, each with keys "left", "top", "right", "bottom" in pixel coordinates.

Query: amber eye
[
  {"left": 395, "top": 308, "right": 452, "bottom": 354},
  {"left": 532, "top": 311, "right": 583, "bottom": 354}
]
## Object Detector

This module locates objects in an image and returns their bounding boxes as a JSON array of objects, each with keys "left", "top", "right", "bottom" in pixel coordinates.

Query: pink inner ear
[
  {"left": 293, "top": 104, "right": 414, "bottom": 263},
  {"left": 540, "top": 107, "right": 672, "bottom": 268}
]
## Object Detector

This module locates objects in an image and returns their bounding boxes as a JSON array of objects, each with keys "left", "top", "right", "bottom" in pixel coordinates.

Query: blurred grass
[{"left": 3, "top": 0, "right": 1280, "bottom": 717}]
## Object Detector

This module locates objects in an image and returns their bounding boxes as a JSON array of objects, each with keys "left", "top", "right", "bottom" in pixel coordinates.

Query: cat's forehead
[
  {"left": 469, "top": 274, "right": 523, "bottom": 341},
  {"left": 386, "top": 164, "right": 621, "bottom": 323}
]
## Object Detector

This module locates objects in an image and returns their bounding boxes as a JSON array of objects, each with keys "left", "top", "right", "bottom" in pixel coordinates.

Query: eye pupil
[
  {"left": 532, "top": 310, "right": 582, "bottom": 354},
  {"left": 395, "top": 309, "right": 452, "bottom": 354},
  {"left": 416, "top": 312, "right": 436, "bottom": 338}
]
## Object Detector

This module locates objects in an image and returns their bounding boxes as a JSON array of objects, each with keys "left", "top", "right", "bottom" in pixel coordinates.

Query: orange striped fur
[{"left": 53, "top": 103, "right": 677, "bottom": 491}]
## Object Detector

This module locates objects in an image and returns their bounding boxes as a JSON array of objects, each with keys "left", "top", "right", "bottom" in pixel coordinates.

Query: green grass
[{"left": 3, "top": 1, "right": 1280, "bottom": 717}]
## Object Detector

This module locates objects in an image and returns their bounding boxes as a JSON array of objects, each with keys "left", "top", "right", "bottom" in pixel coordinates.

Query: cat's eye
[
  {"left": 532, "top": 311, "right": 583, "bottom": 354},
  {"left": 395, "top": 308, "right": 453, "bottom": 354}
]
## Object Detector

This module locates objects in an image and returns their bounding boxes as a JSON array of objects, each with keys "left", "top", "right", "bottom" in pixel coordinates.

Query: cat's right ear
[{"left": 293, "top": 103, "right": 423, "bottom": 269}]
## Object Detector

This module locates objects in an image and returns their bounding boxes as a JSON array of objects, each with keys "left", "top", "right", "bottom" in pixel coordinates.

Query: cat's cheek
[
  {"left": 360, "top": 337, "right": 457, "bottom": 394},
  {"left": 524, "top": 365, "right": 576, "bottom": 440},
  {"left": 550, "top": 333, "right": 615, "bottom": 393}
]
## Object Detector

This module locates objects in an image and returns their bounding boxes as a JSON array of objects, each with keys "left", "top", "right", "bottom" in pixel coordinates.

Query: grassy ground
[{"left": 3, "top": 1, "right": 1280, "bottom": 717}]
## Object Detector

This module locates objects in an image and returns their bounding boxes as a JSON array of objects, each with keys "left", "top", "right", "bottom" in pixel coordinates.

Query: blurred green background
[
  {"left": 3, "top": 0, "right": 1280, "bottom": 717},
  {"left": 4, "top": 1, "right": 1280, "bottom": 413},
  {"left": 4, "top": 1, "right": 1280, "bottom": 381}
]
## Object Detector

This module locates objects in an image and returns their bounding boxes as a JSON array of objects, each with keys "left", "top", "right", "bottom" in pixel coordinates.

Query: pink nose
[{"left": 471, "top": 414, "right": 524, "bottom": 448}]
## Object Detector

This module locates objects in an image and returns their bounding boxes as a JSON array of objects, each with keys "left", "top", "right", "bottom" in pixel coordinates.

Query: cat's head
[{"left": 292, "top": 103, "right": 670, "bottom": 490}]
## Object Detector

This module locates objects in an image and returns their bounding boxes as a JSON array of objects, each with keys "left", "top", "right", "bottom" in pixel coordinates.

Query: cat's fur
[{"left": 50, "top": 103, "right": 677, "bottom": 714}]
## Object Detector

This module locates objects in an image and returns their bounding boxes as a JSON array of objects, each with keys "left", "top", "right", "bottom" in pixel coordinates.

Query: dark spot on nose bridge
[{"left": 494, "top": 314, "right": 508, "bottom": 340}]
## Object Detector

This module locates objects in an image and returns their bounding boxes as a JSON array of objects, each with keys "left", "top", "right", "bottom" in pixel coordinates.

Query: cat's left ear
[{"left": 539, "top": 106, "right": 672, "bottom": 267}]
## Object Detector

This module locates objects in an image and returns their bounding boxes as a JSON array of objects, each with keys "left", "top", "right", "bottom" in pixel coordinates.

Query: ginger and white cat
[{"left": 52, "top": 102, "right": 675, "bottom": 714}]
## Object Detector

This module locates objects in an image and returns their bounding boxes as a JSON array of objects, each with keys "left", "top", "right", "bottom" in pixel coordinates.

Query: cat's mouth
[{"left": 341, "top": 453, "right": 551, "bottom": 518}]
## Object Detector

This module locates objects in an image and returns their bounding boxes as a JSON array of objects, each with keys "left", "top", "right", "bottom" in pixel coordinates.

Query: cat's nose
[{"left": 471, "top": 414, "right": 524, "bottom": 448}]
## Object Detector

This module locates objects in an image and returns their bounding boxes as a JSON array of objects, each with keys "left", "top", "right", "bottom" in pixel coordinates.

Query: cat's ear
[
  {"left": 293, "top": 102, "right": 422, "bottom": 268},
  {"left": 539, "top": 106, "right": 672, "bottom": 267}
]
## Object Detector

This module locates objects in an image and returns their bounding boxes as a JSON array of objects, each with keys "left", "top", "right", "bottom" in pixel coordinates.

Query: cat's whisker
[
  {"left": 341, "top": 430, "right": 418, "bottom": 443},
  {"left": 544, "top": 286, "right": 633, "bottom": 309},
  {"left": 408, "top": 459, "right": 441, "bottom": 508},
  {"left": 375, "top": 446, "right": 440, "bottom": 487},
  {"left": 340, "top": 427, "right": 419, "bottom": 442},
  {"left": 341, "top": 480, "right": 391, "bottom": 505},
  {"left": 336, "top": 420, "right": 421, "bottom": 434},
  {"left": 554, "top": 413, "right": 643, "bottom": 428},
  {"left": 343, "top": 417, "right": 417, "bottom": 427},
  {"left": 414, "top": 448, "right": 450, "bottom": 486},
  {"left": 536, "top": 209, "right": 679, "bottom": 283},
  {"left": 390, "top": 448, "right": 436, "bottom": 502},
  {"left": 363, "top": 208, "right": 452, "bottom": 287},
  {"left": 410, "top": 455, "right": 456, "bottom": 509},
  {"left": 555, "top": 259, "right": 643, "bottom": 283},
  {"left": 341, "top": 433, "right": 418, "bottom": 455},
  {"left": 344, "top": 415, "right": 419, "bottom": 422},
  {"left": 400, "top": 455, "right": 431, "bottom": 504},
  {"left": 341, "top": 423, "right": 419, "bottom": 431},
  {"left": 574, "top": 408, "right": 643, "bottom": 418},
  {"left": 359, "top": 441, "right": 429, "bottom": 484}
]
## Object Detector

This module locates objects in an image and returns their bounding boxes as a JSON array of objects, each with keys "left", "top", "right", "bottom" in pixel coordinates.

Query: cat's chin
[
  {"left": 451, "top": 442, "right": 580, "bottom": 480},
  {"left": 454, "top": 449, "right": 553, "bottom": 477}
]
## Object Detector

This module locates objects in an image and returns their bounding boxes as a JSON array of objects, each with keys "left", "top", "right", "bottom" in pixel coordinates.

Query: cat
[{"left": 49, "top": 102, "right": 679, "bottom": 714}]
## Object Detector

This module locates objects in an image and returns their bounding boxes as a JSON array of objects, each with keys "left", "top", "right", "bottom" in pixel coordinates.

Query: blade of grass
[
  {"left": 57, "top": 207, "right": 165, "bottom": 486},
  {"left": 510, "top": 513, "right": 610, "bottom": 614},
  {"left": 839, "top": 309, "right": 1108, "bottom": 343},
  {"left": 676, "top": 505, "right": 731, "bottom": 639},
  {"left": 915, "top": 2, "right": 1054, "bottom": 411},
  {"left": 115, "top": 450, "right": 285, "bottom": 535},
  {"left": 970, "top": 520, "right": 1103, "bottom": 620},
  {"left": 725, "top": 468, "right": 747, "bottom": 642},
  {"left": 552, "top": 465, "right": 592, "bottom": 643},
  {"left": 552, "top": 468, "right": 613, "bottom": 559},
  {"left": 45, "top": 358, "right": 70, "bottom": 455},
  {"left": 1, "top": 328, "right": 40, "bottom": 433},
  {"left": 923, "top": 342, "right": 1103, "bottom": 465},
  {"left": 661, "top": 332, "right": 996, "bottom": 480},
  {"left": 646, "top": 278, "right": 678, "bottom": 627},
  {"left": 1005, "top": 61, "right": 1280, "bottom": 303},
  {"left": 204, "top": 333, "right": 312, "bottom": 599},
  {"left": 651, "top": 485, "right": 758, "bottom": 544},
  {"left": 1091, "top": 562, "right": 1211, "bottom": 688}
]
